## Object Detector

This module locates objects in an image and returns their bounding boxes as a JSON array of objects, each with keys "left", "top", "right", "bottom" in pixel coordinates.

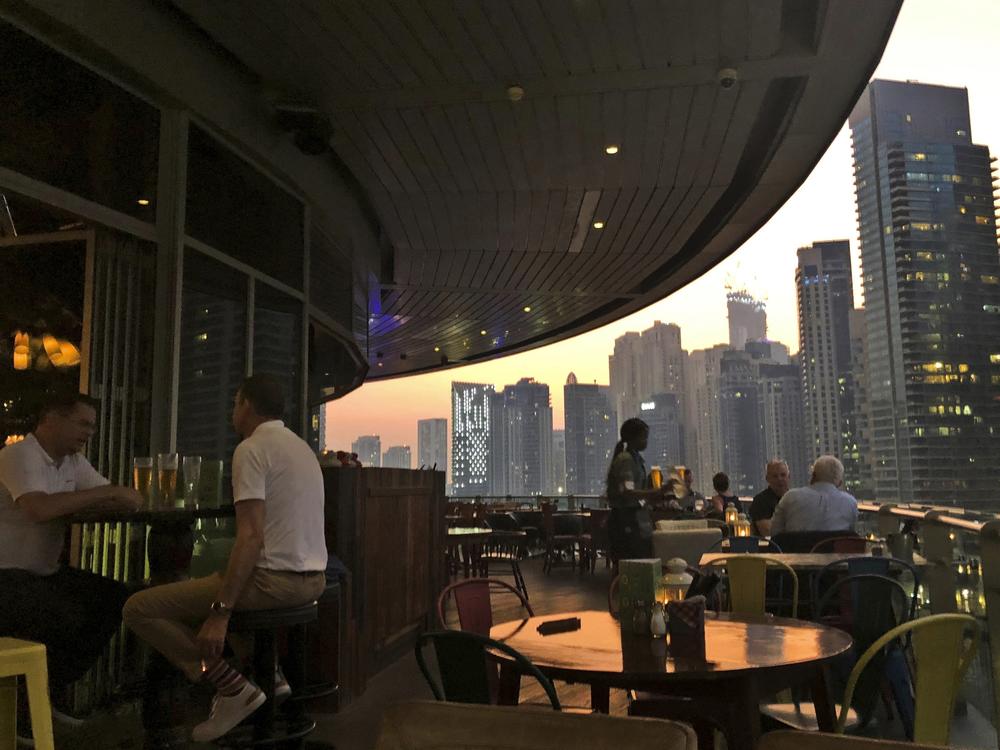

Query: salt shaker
[{"left": 650, "top": 601, "right": 667, "bottom": 637}]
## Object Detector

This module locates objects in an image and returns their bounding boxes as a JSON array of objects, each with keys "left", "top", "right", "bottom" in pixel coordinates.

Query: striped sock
[{"left": 203, "top": 660, "right": 249, "bottom": 697}]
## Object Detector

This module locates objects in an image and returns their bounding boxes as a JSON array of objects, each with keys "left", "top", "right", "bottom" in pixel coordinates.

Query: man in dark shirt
[{"left": 749, "top": 459, "right": 790, "bottom": 536}]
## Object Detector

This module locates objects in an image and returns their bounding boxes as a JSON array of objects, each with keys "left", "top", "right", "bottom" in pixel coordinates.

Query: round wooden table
[{"left": 490, "top": 610, "right": 853, "bottom": 750}]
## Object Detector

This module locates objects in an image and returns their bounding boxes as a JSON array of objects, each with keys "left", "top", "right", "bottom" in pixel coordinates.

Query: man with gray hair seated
[{"left": 769, "top": 455, "right": 858, "bottom": 535}]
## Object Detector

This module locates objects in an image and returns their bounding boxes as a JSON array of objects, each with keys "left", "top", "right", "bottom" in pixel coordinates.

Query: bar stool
[
  {"left": 0, "top": 638, "right": 55, "bottom": 750},
  {"left": 214, "top": 603, "right": 318, "bottom": 748}
]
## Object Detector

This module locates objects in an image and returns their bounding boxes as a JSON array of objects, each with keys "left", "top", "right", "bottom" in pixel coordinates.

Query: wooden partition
[{"left": 322, "top": 465, "right": 446, "bottom": 704}]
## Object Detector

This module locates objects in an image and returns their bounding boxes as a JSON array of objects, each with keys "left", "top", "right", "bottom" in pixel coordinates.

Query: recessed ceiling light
[
  {"left": 434, "top": 346, "right": 440, "bottom": 352},
  {"left": 377, "top": 362, "right": 383, "bottom": 367},
  {"left": 605, "top": 145, "right": 619, "bottom": 155},
  {"left": 523, "top": 306, "right": 532, "bottom": 313},
  {"left": 137, "top": 198, "right": 150, "bottom": 206},
  {"left": 480, "top": 330, "right": 487, "bottom": 335},
  {"left": 593, "top": 221, "right": 605, "bottom": 230}
]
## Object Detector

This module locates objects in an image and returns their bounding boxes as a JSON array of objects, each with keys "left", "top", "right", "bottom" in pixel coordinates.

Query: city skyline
[{"left": 326, "top": 1, "right": 1000, "bottom": 460}]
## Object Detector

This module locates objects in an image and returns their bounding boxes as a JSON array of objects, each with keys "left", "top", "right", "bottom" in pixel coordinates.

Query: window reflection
[
  {"left": 177, "top": 250, "right": 246, "bottom": 469},
  {"left": 253, "top": 282, "right": 302, "bottom": 431}
]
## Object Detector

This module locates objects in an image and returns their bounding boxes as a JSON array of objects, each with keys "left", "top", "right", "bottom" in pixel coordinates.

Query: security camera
[{"left": 717, "top": 67, "right": 739, "bottom": 89}]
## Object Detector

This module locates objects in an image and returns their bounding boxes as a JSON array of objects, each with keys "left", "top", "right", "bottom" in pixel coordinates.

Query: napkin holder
[{"left": 667, "top": 595, "right": 706, "bottom": 660}]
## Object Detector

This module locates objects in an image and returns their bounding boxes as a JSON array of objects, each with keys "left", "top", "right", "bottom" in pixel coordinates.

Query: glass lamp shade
[
  {"left": 724, "top": 504, "right": 739, "bottom": 525},
  {"left": 735, "top": 514, "right": 752, "bottom": 537},
  {"left": 658, "top": 558, "right": 693, "bottom": 604}
]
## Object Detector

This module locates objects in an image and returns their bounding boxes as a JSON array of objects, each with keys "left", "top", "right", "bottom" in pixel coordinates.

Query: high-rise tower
[
  {"left": 564, "top": 373, "right": 616, "bottom": 495},
  {"left": 727, "top": 290, "right": 766, "bottom": 349},
  {"left": 451, "top": 382, "right": 494, "bottom": 495}
]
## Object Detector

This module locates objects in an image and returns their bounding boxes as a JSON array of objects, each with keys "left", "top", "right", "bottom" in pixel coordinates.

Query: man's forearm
[
  {"left": 18, "top": 486, "right": 120, "bottom": 522},
  {"left": 214, "top": 532, "right": 263, "bottom": 608}
]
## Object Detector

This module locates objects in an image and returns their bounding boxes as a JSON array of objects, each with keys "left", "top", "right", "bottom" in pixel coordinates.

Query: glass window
[
  {"left": 253, "top": 282, "right": 302, "bottom": 431},
  {"left": 0, "top": 235, "right": 85, "bottom": 444},
  {"left": 186, "top": 125, "right": 304, "bottom": 288},
  {"left": 177, "top": 250, "right": 246, "bottom": 472},
  {"left": 0, "top": 21, "right": 159, "bottom": 219},
  {"left": 308, "top": 320, "right": 364, "bottom": 406}
]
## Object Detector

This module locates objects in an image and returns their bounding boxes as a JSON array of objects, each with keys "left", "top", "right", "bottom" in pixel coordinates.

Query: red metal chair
[{"left": 436, "top": 578, "right": 534, "bottom": 635}]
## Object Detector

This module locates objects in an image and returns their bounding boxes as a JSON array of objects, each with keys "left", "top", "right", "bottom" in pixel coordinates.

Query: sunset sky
[{"left": 326, "top": 0, "right": 1000, "bottom": 463}]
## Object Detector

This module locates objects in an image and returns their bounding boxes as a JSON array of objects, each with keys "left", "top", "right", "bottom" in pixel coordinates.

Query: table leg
[
  {"left": 497, "top": 663, "right": 521, "bottom": 706},
  {"left": 718, "top": 677, "right": 761, "bottom": 750},
  {"left": 811, "top": 664, "right": 837, "bottom": 732},
  {"left": 590, "top": 684, "right": 610, "bottom": 713}
]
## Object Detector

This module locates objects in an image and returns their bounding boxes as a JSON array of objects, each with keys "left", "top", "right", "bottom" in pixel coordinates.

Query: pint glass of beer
[
  {"left": 133, "top": 457, "right": 153, "bottom": 506},
  {"left": 158, "top": 453, "right": 179, "bottom": 508},
  {"left": 650, "top": 465, "right": 663, "bottom": 489}
]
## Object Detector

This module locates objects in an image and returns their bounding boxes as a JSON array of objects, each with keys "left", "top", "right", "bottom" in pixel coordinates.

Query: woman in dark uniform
[{"left": 605, "top": 418, "right": 669, "bottom": 562}]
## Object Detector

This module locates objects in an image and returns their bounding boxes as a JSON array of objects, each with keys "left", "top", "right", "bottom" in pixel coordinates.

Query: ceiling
[{"left": 168, "top": 0, "right": 901, "bottom": 379}]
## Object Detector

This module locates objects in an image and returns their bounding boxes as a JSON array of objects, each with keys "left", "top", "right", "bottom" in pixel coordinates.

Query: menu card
[{"left": 618, "top": 558, "right": 660, "bottom": 625}]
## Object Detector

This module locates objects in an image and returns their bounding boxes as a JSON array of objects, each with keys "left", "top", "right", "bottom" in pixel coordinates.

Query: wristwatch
[{"left": 210, "top": 600, "right": 233, "bottom": 617}]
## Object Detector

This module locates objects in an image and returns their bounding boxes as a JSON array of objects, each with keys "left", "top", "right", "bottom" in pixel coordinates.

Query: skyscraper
[
  {"left": 640, "top": 393, "right": 683, "bottom": 472},
  {"left": 684, "top": 345, "right": 728, "bottom": 494},
  {"left": 727, "top": 290, "right": 766, "bottom": 349},
  {"left": 608, "top": 331, "right": 643, "bottom": 431},
  {"left": 850, "top": 80, "right": 1000, "bottom": 505},
  {"left": 564, "top": 373, "right": 616, "bottom": 495},
  {"left": 489, "top": 378, "right": 553, "bottom": 496},
  {"left": 797, "top": 240, "right": 855, "bottom": 462},
  {"left": 551, "top": 430, "right": 566, "bottom": 494},
  {"left": 451, "top": 382, "right": 494, "bottom": 495},
  {"left": 720, "top": 350, "right": 764, "bottom": 496},
  {"left": 757, "top": 361, "right": 809, "bottom": 486},
  {"left": 352, "top": 435, "right": 381, "bottom": 467},
  {"left": 417, "top": 418, "right": 447, "bottom": 474},
  {"left": 382, "top": 445, "right": 411, "bottom": 469},
  {"left": 845, "top": 309, "right": 873, "bottom": 496}
]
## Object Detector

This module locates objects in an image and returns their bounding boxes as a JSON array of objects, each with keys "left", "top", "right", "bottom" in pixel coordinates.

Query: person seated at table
[
  {"left": 749, "top": 459, "right": 790, "bottom": 536},
  {"left": 605, "top": 418, "right": 672, "bottom": 561},
  {"left": 123, "top": 374, "right": 327, "bottom": 743},
  {"left": 0, "top": 391, "right": 142, "bottom": 705},
  {"left": 677, "top": 467, "right": 706, "bottom": 511},
  {"left": 707, "top": 472, "right": 740, "bottom": 515},
  {"left": 769, "top": 456, "right": 858, "bottom": 535}
]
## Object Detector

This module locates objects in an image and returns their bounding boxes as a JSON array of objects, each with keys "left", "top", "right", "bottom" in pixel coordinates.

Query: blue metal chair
[{"left": 813, "top": 556, "right": 921, "bottom": 620}]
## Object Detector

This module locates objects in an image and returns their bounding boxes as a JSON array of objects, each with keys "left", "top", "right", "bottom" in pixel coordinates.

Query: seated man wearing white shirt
[
  {"left": 769, "top": 455, "right": 859, "bottom": 535},
  {"left": 0, "top": 392, "right": 142, "bottom": 691},
  {"left": 124, "top": 374, "right": 327, "bottom": 742}
]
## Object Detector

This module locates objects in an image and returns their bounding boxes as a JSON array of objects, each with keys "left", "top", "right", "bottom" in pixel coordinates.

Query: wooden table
[
  {"left": 699, "top": 551, "right": 927, "bottom": 571},
  {"left": 446, "top": 527, "right": 493, "bottom": 578},
  {"left": 490, "top": 610, "right": 852, "bottom": 750}
]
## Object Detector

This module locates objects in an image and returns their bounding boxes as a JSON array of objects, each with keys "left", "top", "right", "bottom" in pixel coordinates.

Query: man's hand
[
  {"left": 197, "top": 613, "right": 230, "bottom": 662},
  {"left": 111, "top": 486, "right": 144, "bottom": 511}
]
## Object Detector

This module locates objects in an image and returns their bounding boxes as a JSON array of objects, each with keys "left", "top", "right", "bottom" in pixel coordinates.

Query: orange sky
[{"left": 326, "top": 0, "right": 1000, "bottom": 465}]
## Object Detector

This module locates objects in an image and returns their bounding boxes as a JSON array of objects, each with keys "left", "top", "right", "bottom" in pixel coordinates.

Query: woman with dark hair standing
[{"left": 605, "top": 418, "right": 668, "bottom": 561}]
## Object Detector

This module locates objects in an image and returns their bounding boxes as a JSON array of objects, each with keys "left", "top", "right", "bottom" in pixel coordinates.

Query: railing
[{"left": 449, "top": 494, "right": 606, "bottom": 510}]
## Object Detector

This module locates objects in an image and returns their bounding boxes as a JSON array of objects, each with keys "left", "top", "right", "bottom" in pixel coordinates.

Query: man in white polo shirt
[
  {"left": 0, "top": 392, "right": 142, "bottom": 691},
  {"left": 124, "top": 374, "right": 327, "bottom": 742}
]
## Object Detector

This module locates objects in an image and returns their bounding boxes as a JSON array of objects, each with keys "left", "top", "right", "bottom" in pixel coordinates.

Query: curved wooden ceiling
[{"left": 169, "top": 0, "right": 901, "bottom": 379}]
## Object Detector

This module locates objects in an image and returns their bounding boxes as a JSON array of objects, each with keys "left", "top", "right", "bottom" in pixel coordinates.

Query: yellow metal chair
[
  {"left": 0, "top": 637, "right": 55, "bottom": 750},
  {"left": 706, "top": 554, "right": 799, "bottom": 618},
  {"left": 836, "top": 613, "right": 978, "bottom": 745}
]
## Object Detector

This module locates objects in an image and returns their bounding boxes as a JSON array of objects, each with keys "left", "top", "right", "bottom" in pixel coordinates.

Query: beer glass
[
  {"left": 158, "top": 453, "right": 179, "bottom": 508},
  {"left": 133, "top": 457, "right": 154, "bottom": 506},
  {"left": 650, "top": 465, "right": 663, "bottom": 489},
  {"left": 182, "top": 455, "right": 202, "bottom": 508}
]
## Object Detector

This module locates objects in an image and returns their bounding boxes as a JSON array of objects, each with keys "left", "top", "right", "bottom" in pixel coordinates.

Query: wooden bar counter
[{"left": 321, "top": 465, "right": 446, "bottom": 705}]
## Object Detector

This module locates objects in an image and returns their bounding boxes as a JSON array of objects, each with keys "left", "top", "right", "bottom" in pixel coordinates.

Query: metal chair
[
  {"left": 436, "top": 578, "right": 533, "bottom": 634},
  {"left": 812, "top": 556, "right": 921, "bottom": 621},
  {"left": 414, "top": 630, "right": 561, "bottom": 709},
  {"left": 541, "top": 503, "right": 587, "bottom": 573},
  {"left": 810, "top": 536, "right": 869, "bottom": 554},
  {"left": 708, "top": 536, "right": 782, "bottom": 553},
  {"left": 703, "top": 555, "right": 799, "bottom": 618}
]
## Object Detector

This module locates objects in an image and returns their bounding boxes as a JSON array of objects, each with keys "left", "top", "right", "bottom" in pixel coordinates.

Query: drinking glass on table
[
  {"left": 158, "top": 453, "right": 179, "bottom": 508},
  {"left": 133, "top": 457, "right": 154, "bottom": 506},
  {"left": 182, "top": 455, "right": 202, "bottom": 508}
]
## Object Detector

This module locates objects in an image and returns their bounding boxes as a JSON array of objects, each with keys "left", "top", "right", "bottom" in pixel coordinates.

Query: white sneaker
[
  {"left": 274, "top": 668, "right": 291, "bottom": 704},
  {"left": 191, "top": 682, "right": 266, "bottom": 743}
]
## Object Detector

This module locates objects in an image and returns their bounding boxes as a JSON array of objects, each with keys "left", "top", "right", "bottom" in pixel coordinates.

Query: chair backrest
[
  {"left": 704, "top": 555, "right": 799, "bottom": 618},
  {"left": 540, "top": 502, "right": 555, "bottom": 536},
  {"left": 708, "top": 535, "right": 782, "bottom": 553},
  {"left": 772, "top": 529, "right": 856, "bottom": 553},
  {"left": 437, "top": 578, "right": 534, "bottom": 635},
  {"left": 376, "top": 701, "right": 697, "bottom": 750},
  {"left": 813, "top": 557, "right": 921, "bottom": 621},
  {"left": 810, "top": 536, "right": 869, "bottom": 554},
  {"left": 653, "top": 528, "right": 722, "bottom": 567},
  {"left": 414, "top": 631, "right": 561, "bottom": 709},
  {"left": 837, "top": 614, "right": 979, "bottom": 745},
  {"left": 486, "top": 512, "right": 521, "bottom": 532},
  {"left": 655, "top": 519, "right": 709, "bottom": 531},
  {"left": 608, "top": 574, "right": 620, "bottom": 617}
]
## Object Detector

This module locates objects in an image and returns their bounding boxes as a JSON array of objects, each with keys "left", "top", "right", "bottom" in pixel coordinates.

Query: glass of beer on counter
[
  {"left": 650, "top": 465, "right": 663, "bottom": 489},
  {"left": 133, "top": 457, "right": 154, "bottom": 506},
  {"left": 182, "top": 455, "right": 202, "bottom": 508},
  {"left": 158, "top": 453, "right": 179, "bottom": 508}
]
